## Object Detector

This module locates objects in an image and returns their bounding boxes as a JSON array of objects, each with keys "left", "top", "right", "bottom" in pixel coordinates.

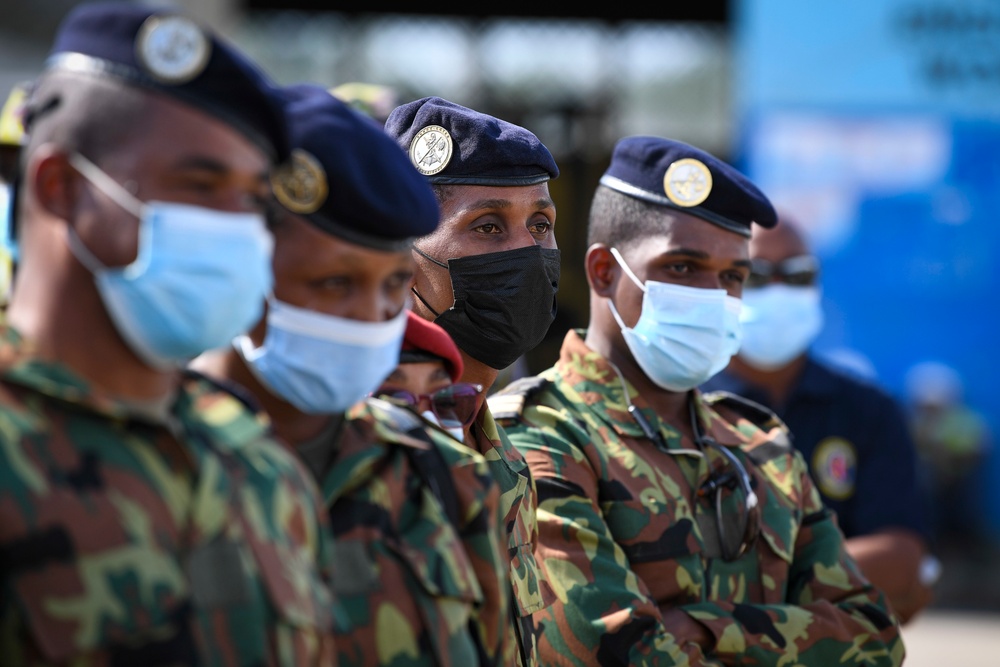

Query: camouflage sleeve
[
  {"left": 683, "top": 450, "right": 905, "bottom": 667},
  {"left": 443, "top": 432, "right": 512, "bottom": 667},
  {"left": 504, "top": 411, "right": 718, "bottom": 667},
  {"left": 331, "top": 424, "right": 510, "bottom": 667}
]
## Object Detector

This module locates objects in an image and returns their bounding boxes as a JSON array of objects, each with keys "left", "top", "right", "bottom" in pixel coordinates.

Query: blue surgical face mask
[
  {"left": 67, "top": 153, "right": 273, "bottom": 370},
  {"left": 236, "top": 298, "right": 408, "bottom": 415},
  {"left": 607, "top": 247, "right": 743, "bottom": 392},
  {"left": 738, "top": 284, "right": 824, "bottom": 370}
]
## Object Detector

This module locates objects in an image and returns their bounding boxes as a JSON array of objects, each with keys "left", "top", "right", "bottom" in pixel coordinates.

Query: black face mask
[{"left": 413, "top": 244, "right": 560, "bottom": 370}]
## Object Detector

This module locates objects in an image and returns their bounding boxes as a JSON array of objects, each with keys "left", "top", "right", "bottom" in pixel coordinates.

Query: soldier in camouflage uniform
[
  {"left": 385, "top": 97, "right": 560, "bottom": 667},
  {"left": 490, "top": 136, "right": 905, "bottom": 666},
  {"left": 0, "top": 4, "right": 335, "bottom": 665},
  {"left": 193, "top": 84, "right": 509, "bottom": 667}
]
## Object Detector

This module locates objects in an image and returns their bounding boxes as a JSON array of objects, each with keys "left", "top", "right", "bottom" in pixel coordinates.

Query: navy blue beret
[
  {"left": 271, "top": 84, "right": 439, "bottom": 251},
  {"left": 600, "top": 136, "right": 776, "bottom": 237},
  {"left": 42, "top": 2, "right": 288, "bottom": 163},
  {"left": 384, "top": 96, "right": 558, "bottom": 186}
]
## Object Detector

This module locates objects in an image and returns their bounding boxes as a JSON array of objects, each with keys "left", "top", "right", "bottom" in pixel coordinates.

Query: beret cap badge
[
  {"left": 135, "top": 15, "right": 211, "bottom": 84},
  {"left": 663, "top": 158, "right": 712, "bottom": 208},
  {"left": 408, "top": 124, "right": 453, "bottom": 176},
  {"left": 272, "top": 149, "right": 328, "bottom": 215}
]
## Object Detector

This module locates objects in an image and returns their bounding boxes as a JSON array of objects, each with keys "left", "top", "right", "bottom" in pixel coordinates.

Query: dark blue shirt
[{"left": 702, "top": 357, "right": 931, "bottom": 542}]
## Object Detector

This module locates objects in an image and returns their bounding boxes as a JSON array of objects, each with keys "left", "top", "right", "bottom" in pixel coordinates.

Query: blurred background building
[{"left": 2, "top": 0, "right": 998, "bottom": 613}]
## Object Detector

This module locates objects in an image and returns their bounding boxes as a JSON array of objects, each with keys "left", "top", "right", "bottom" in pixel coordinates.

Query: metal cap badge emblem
[
  {"left": 135, "top": 15, "right": 212, "bottom": 84},
  {"left": 408, "top": 125, "right": 453, "bottom": 176},
  {"left": 663, "top": 158, "right": 712, "bottom": 207},
  {"left": 272, "top": 149, "right": 328, "bottom": 214}
]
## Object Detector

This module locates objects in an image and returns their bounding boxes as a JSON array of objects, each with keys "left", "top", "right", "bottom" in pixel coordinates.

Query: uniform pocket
[
  {"left": 391, "top": 486, "right": 483, "bottom": 605},
  {"left": 8, "top": 525, "right": 195, "bottom": 664},
  {"left": 601, "top": 498, "right": 703, "bottom": 603}
]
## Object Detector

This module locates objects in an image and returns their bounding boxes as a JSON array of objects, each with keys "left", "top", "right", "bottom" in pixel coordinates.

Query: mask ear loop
[
  {"left": 609, "top": 247, "right": 647, "bottom": 292},
  {"left": 412, "top": 244, "right": 449, "bottom": 269},
  {"left": 411, "top": 245, "right": 449, "bottom": 317},
  {"left": 606, "top": 247, "right": 647, "bottom": 333},
  {"left": 65, "top": 153, "right": 148, "bottom": 276},
  {"left": 68, "top": 153, "right": 144, "bottom": 219}
]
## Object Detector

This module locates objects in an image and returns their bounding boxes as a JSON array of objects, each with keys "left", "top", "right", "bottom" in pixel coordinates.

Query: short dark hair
[
  {"left": 586, "top": 183, "right": 676, "bottom": 251},
  {"left": 23, "top": 71, "right": 152, "bottom": 169},
  {"left": 430, "top": 183, "right": 456, "bottom": 208}
]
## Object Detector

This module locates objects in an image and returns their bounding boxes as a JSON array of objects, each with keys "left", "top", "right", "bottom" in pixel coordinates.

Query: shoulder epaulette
[
  {"left": 702, "top": 390, "right": 794, "bottom": 459},
  {"left": 488, "top": 375, "right": 550, "bottom": 421},
  {"left": 702, "top": 390, "right": 779, "bottom": 426},
  {"left": 366, "top": 397, "right": 462, "bottom": 528},
  {"left": 182, "top": 368, "right": 264, "bottom": 416}
]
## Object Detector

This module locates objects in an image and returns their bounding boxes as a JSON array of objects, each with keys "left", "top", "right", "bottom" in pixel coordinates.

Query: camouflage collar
[
  {"left": 0, "top": 325, "right": 139, "bottom": 421},
  {"left": 0, "top": 326, "right": 271, "bottom": 470},
  {"left": 552, "top": 329, "right": 743, "bottom": 448},
  {"left": 320, "top": 397, "right": 433, "bottom": 502}
]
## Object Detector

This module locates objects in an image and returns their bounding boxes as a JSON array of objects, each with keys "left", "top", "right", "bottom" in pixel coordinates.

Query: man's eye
[
  {"left": 385, "top": 271, "right": 414, "bottom": 289},
  {"left": 529, "top": 220, "right": 552, "bottom": 235},
  {"left": 316, "top": 276, "right": 350, "bottom": 290}
]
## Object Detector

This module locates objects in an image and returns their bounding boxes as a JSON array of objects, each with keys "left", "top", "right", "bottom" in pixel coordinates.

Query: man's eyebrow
[
  {"left": 465, "top": 198, "right": 513, "bottom": 212},
  {"left": 658, "top": 247, "right": 710, "bottom": 260},
  {"left": 169, "top": 156, "right": 231, "bottom": 173},
  {"left": 169, "top": 157, "right": 270, "bottom": 187},
  {"left": 463, "top": 197, "right": 556, "bottom": 213},
  {"left": 657, "top": 248, "right": 752, "bottom": 268}
]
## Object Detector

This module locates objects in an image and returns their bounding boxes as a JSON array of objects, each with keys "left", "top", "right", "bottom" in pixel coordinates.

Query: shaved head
[
  {"left": 749, "top": 213, "right": 811, "bottom": 263},
  {"left": 23, "top": 71, "right": 155, "bottom": 169}
]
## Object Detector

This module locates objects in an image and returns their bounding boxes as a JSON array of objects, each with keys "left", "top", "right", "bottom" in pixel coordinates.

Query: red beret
[{"left": 400, "top": 310, "right": 464, "bottom": 383}]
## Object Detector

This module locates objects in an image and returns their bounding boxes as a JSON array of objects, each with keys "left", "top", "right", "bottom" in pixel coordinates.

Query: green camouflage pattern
[
  {"left": 321, "top": 397, "right": 509, "bottom": 667},
  {"left": 0, "top": 326, "right": 336, "bottom": 666},
  {"left": 468, "top": 404, "right": 555, "bottom": 667},
  {"left": 489, "top": 330, "right": 904, "bottom": 667}
]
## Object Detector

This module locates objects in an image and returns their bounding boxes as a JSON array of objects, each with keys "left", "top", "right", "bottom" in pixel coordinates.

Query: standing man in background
[
  {"left": 385, "top": 96, "right": 560, "bottom": 667},
  {"left": 194, "top": 83, "right": 509, "bottom": 667},
  {"left": 702, "top": 215, "right": 937, "bottom": 623},
  {"left": 0, "top": 4, "right": 335, "bottom": 664},
  {"left": 491, "top": 136, "right": 904, "bottom": 666}
]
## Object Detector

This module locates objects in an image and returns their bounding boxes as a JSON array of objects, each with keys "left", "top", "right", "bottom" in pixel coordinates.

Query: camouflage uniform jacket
[
  {"left": 489, "top": 330, "right": 904, "bottom": 667},
  {"left": 0, "top": 327, "right": 335, "bottom": 666},
  {"left": 468, "top": 403, "right": 555, "bottom": 667},
  {"left": 321, "top": 397, "right": 509, "bottom": 667}
]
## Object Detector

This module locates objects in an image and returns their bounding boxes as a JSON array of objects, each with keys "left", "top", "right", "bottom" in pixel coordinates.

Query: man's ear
[
  {"left": 26, "top": 145, "right": 79, "bottom": 222},
  {"left": 585, "top": 243, "right": 617, "bottom": 297}
]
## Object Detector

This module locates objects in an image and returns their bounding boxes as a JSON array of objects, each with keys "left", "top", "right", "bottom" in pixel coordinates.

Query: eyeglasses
[
  {"left": 377, "top": 382, "right": 483, "bottom": 430},
  {"left": 746, "top": 254, "right": 819, "bottom": 288},
  {"left": 689, "top": 399, "right": 761, "bottom": 562}
]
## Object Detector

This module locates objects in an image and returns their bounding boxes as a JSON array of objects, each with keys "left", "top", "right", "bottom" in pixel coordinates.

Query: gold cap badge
[
  {"left": 135, "top": 15, "right": 211, "bottom": 84},
  {"left": 408, "top": 125, "right": 452, "bottom": 176},
  {"left": 272, "top": 149, "right": 328, "bottom": 215},
  {"left": 663, "top": 158, "right": 712, "bottom": 207}
]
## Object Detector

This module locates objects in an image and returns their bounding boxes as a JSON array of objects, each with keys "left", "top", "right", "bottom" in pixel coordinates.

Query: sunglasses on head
[
  {"left": 746, "top": 254, "right": 820, "bottom": 288},
  {"left": 377, "top": 382, "right": 483, "bottom": 430}
]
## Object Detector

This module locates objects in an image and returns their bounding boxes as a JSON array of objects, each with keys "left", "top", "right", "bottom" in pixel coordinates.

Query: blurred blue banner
[{"left": 735, "top": 0, "right": 1000, "bottom": 539}]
